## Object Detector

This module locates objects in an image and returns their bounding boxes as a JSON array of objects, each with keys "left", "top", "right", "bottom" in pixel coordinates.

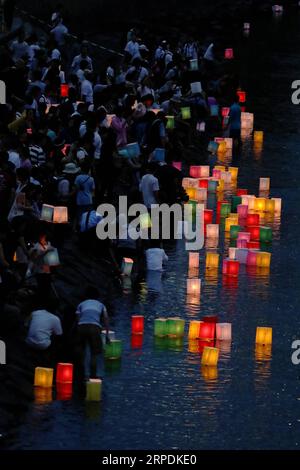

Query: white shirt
[
  {"left": 139, "top": 174, "right": 159, "bottom": 208},
  {"left": 125, "top": 40, "right": 140, "bottom": 57},
  {"left": 71, "top": 54, "right": 93, "bottom": 72},
  {"left": 8, "top": 151, "right": 21, "bottom": 170},
  {"left": 26, "top": 310, "right": 63, "bottom": 350},
  {"left": 81, "top": 79, "right": 94, "bottom": 104},
  {"left": 146, "top": 248, "right": 168, "bottom": 271},
  {"left": 51, "top": 23, "right": 68, "bottom": 46}
]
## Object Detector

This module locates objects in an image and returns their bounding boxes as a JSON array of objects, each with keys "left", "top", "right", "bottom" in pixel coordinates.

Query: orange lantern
[{"left": 53, "top": 206, "right": 68, "bottom": 224}]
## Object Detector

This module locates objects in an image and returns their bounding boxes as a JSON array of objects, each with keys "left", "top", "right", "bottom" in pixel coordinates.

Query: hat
[{"left": 63, "top": 162, "right": 80, "bottom": 174}]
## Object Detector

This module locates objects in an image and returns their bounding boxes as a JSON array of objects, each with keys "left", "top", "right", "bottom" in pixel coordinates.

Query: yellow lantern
[
  {"left": 206, "top": 224, "right": 219, "bottom": 239},
  {"left": 86, "top": 379, "right": 102, "bottom": 402},
  {"left": 53, "top": 206, "right": 68, "bottom": 224},
  {"left": 259, "top": 177, "right": 270, "bottom": 192},
  {"left": 206, "top": 252, "right": 219, "bottom": 269},
  {"left": 187, "top": 278, "right": 201, "bottom": 296},
  {"left": 255, "top": 327, "right": 272, "bottom": 345},
  {"left": 189, "top": 252, "right": 199, "bottom": 269},
  {"left": 217, "top": 179, "right": 225, "bottom": 192},
  {"left": 34, "top": 387, "right": 53, "bottom": 404},
  {"left": 228, "top": 167, "right": 239, "bottom": 180},
  {"left": 186, "top": 188, "right": 196, "bottom": 200},
  {"left": 218, "top": 141, "right": 227, "bottom": 153},
  {"left": 254, "top": 131, "right": 264, "bottom": 143},
  {"left": 201, "top": 366, "right": 218, "bottom": 381},
  {"left": 265, "top": 199, "right": 275, "bottom": 213},
  {"left": 272, "top": 198, "right": 282, "bottom": 214},
  {"left": 34, "top": 367, "right": 54, "bottom": 388},
  {"left": 256, "top": 252, "right": 271, "bottom": 268},
  {"left": 201, "top": 347, "right": 219, "bottom": 366},
  {"left": 188, "top": 320, "right": 202, "bottom": 339},
  {"left": 225, "top": 217, "right": 237, "bottom": 232},
  {"left": 254, "top": 198, "right": 266, "bottom": 212},
  {"left": 214, "top": 165, "right": 226, "bottom": 172},
  {"left": 255, "top": 344, "right": 272, "bottom": 361}
]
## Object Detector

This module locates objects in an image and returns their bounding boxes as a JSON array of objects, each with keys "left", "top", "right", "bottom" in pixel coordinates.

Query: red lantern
[
  {"left": 241, "top": 106, "right": 246, "bottom": 112},
  {"left": 131, "top": 335, "right": 143, "bottom": 349},
  {"left": 246, "top": 214, "right": 260, "bottom": 226},
  {"left": 226, "top": 260, "right": 240, "bottom": 277},
  {"left": 237, "top": 189, "right": 248, "bottom": 197},
  {"left": 199, "top": 179, "right": 209, "bottom": 189},
  {"left": 199, "top": 322, "right": 215, "bottom": 340},
  {"left": 56, "top": 383, "right": 73, "bottom": 401},
  {"left": 249, "top": 226, "right": 260, "bottom": 241},
  {"left": 222, "top": 107, "right": 230, "bottom": 117},
  {"left": 202, "top": 315, "right": 218, "bottom": 324},
  {"left": 225, "top": 48, "right": 234, "bottom": 59},
  {"left": 56, "top": 363, "right": 73, "bottom": 384},
  {"left": 237, "top": 90, "right": 246, "bottom": 103},
  {"left": 60, "top": 84, "right": 69, "bottom": 98},
  {"left": 204, "top": 209, "right": 213, "bottom": 225},
  {"left": 247, "top": 241, "right": 260, "bottom": 249},
  {"left": 132, "top": 315, "right": 144, "bottom": 335},
  {"left": 190, "top": 166, "right": 201, "bottom": 178}
]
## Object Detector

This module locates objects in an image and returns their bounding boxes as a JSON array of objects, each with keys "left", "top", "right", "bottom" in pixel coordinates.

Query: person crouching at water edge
[{"left": 75, "top": 286, "right": 109, "bottom": 380}]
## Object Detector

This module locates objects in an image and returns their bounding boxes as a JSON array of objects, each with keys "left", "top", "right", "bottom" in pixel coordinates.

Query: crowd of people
[{"left": 0, "top": 4, "right": 242, "bottom": 379}]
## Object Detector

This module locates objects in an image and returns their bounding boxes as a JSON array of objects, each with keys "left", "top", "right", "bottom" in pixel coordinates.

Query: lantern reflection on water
[
  {"left": 154, "top": 319, "right": 168, "bottom": 337},
  {"left": 189, "top": 252, "right": 199, "bottom": 269},
  {"left": 56, "top": 383, "right": 73, "bottom": 401},
  {"left": 34, "top": 387, "right": 53, "bottom": 404},
  {"left": 201, "top": 366, "right": 218, "bottom": 381},
  {"left": 187, "top": 279, "right": 201, "bottom": 296}
]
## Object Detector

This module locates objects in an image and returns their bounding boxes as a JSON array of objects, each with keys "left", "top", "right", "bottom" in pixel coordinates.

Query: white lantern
[
  {"left": 228, "top": 247, "right": 237, "bottom": 260},
  {"left": 235, "top": 248, "right": 249, "bottom": 264},
  {"left": 189, "top": 252, "right": 199, "bottom": 269},
  {"left": 190, "top": 82, "right": 202, "bottom": 94},
  {"left": 122, "top": 258, "right": 134, "bottom": 276},
  {"left": 221, "top": 171, "right": 232, "bottom": 184},
  {"left": 271, "top": 198, "right": 282, "bottom": 214},
  {"left": 41, "top": 204, "right": 54, "bottom": 223},
  {"left": 44, "top": 248, "right": 60, "bottom": 267},
  {"left": 259, "top": 178, "right": 270, "bottom": 192},
  {"left": 194, "top": 188, "right": 207, "bottom": 201},
  {"left": 206, "top": 224, "right": 219, "bottom": 239},
  {"left": 216, "top": 323, "right": 232, "bottom": 341}
]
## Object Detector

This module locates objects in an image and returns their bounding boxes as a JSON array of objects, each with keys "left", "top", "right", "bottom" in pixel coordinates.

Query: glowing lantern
[
  {"left": 53, "top": 206, "right": 68, "bottom": 224},
  {"left": 140, "top": 213, "right": 152, "bottom": 230},
  {"left": 204, "top": 209, "right": 213, "bottom": 224},
  {"left": 242, "top": 195, "right": 256, "bottom": 210},
  {"left": 190, "top": 81, "right": 202, "bottom": 93},
  {"left": 201, "top": 365, "right": 218, "bottom": 381},
  {"left": 216, "top": 323, "right": 232, "bottom": 341},
  {"left": 259, "top": 178, "right": 270, "bottom": 192},
  {"left": 249, "top": 226, "right": 261, "bottom": 241},
  {"left": 238, "top": 232, "right": 251, "bottom": 243},
  {"left": 246, "top": 213, "right": 260, "bottom": 227},
  {"left": 44, "top": 248, "right": 60, "bottom": 267},
  {"left": 229, "top": 247, "right": 237, "bottom": 260},
  {"left": 220, "top": 203, "right": 231, "bottom": 218},
  {"left": 56, "top": 383, "right": 73, "bottom": 401},
  {"left": 195, "top": 188, "right": 207, "bottom": 201},
  {"left": 206, "top": 224, "right": 219, "bottom": 239},
  {"left": 237, "top": 189, "right": 248, "bottom": 197},
  {"left": 187, "top": 278, "right": 201, "bottom": 296},
  {"left": 199, "top": 179, "right": 209, "bottom": 189},
  {"left": 190, "top": 59, "right": 199, "bottom": 71},
  {"left": 230, "top": 225, "right": 242, "bottom": 240},
  {"left": 254, "top": 198, "right": 266, "bottom": 212},
  {"left": 181, "top": 107, "right": 191, "bottom": 120},
  {"left": 201, "top": 347, "right": 219, "bottom": 366},
  {"left": 221, "top": 171, "right": 232, "bottom": 184},
  {"left": 60, "top": 84, "right": 69, "bottom": 97},
  {"left": 182, "top": 177, "right": 198, "bottom": 189},
  {"left": 154, "top": 318, "right": 168, "bottom": 337},
  {"left": 237, "top": 239, "right": 247, "bottom": 248},
  {"left": 260, "top": 226, "right": 273, "bottom": 243},
  {"left": 237, "top": 90, "right": 246, "bottom": 103},
  {"left": 132, "top": 315, "right": 144, "bottom": 335},
  {"left": 200, "top": 166, "right": 210, "bottom": 178},
  {"left": 235, "top": 248, "right": 249, "bottom": 264},
  {"left": 246, "top": 250, "right": 258, "bottom": 266},
  {"left": 186, "top": 187, "right": 196, "bottom": 200},
  {"left": 167, "top": 337, "right": 184, "bottom": 351},
  {"left": 225, "top": 48, "right": 234, "bottom": 59},
  {"left": 222, "top": 107, "right": 230, "bottom": 117},
  {"left": 237, "top": 204, "right": 248, "bottom": 218},
  {"left": 122, "top": 258, "right": 134, "bottom": 276},
  {"left": 256, "top": 252, "right": 271, "bottom": 268},
  {"left": 41, "top": 204, "right": 54, "bottom": 222},
  {"left": 190, "top": 166, "right": 201, "bottom": 178},
  {"left": 223, "top": 259, "right": 240, "bottom": 276},
  {"left": 265, "top": 199, "right": 275, "bottom": 213},
  {"left": 189, "top": 252, "right": 200, "bottom": 269},
  {"left": 167, "top": 318, "right": 185, "bottom": 337},
  {"left": 188, "top": 321, "right": 202, "bottom": 339},
  {"left": 166, "top": 116, "right": 175, "bottom": 130},
  {"left": 247, "top": 241, "right": 260, "bottom": 249},
  {"left": 172, "top": 161, "right": 182, "bottom": 171},
  {"left": 206, "top": 252, "right": 219, "bottom": 269},
  {"left": 225, "top": 217, "right": 238, "bottom": 232},
  {"left": 213, "top": 169, "right": 221, "bottom": 179},
  {"left": 104, "top": 340, "right": 122, "bottom": 360},
  {"left": 229, "top": 167, "right": 239, "bottom": 180},
  {"left": 272, "top": 198, "right": 282, "bottom": 214},
  {"left": 218, "top": 141, "right": 227, "bottom": 153},
  {"left": 199, "top": 322, "right": 215, "bottom": 340},
  {"left": 86, "top": 379, "right": 102, "bottom": 402},
  {"left": 255, "top": 344, "right": 272, "bottom": 362},
  {"left": 256, "top": 327, "right": 272, "bottom": 345},
  {"left": 56, "top": 363, "right": 73, "bottom": 384},
  {"left": 34, "top": 367, "right": 54, "bottom": 388},
  {"left": 254, "top": 131, "right": 264, "bottom": 144},
  {"left": 217, "top": 178, "right": 225, "bottom": 192}
]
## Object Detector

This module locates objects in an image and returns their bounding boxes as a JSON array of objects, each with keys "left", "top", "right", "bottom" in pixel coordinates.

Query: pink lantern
[
  {"left": 225, "top": 48, "right": 234, "bottom": 59},
  {"left": 212, "top": 169, "right": 222, "bottom": 179},
  {"left": 246, "top": 250, "right": 258, "bottom": 266},
  {"left": 237, "top": 204, "right": 248, "bottom": 218},
  {"left": 190, "top": 166, "right": 202, "bottom": 178},
  {"left": 237, "top": 232, "right": 251, "bottom": 243},
  {"left": 172, "top": 162, "right": 182, "bottom": 171},
  {"left": 237, "top": 239, "right": 248, "bottom": 249}
]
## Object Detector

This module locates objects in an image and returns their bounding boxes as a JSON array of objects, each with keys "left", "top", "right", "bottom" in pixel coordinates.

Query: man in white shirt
[
  {"left": 8, "top": 149, "right": 21, "bottom": 170},
  {"left": 139, "top": 164, "right": 160, "bottom": 209},
  {"left": 146, "top": 242, "right": 168, "bottom": 271},
  {"left": 71, "top": 44, "right": 93, "bottom": 73},
  {"left": 50, "top": 19, "right": 69, "bottom": 47},
  {"left": 10, "top": 32, "right": 29, "bottom": 62},
  {"left": 81, "top": 70, "right": 94, "bottom": 105},
  {"left": 125, "top": 38, "right": 140, "bottom": 59},
  {"left": 26, "top": 309, "right": 63, "bottom": 350}
]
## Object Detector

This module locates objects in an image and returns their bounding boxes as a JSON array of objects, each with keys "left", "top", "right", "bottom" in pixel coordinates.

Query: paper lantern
[
  {"left": 56, "top": 383, "right": 73, "bottom": 401},
  {"left": 189, "top": 252, "right": 199, "bottom": 269},
  {"left": 172, "top": 161, "right": 182, "bottom": 171},
  {"left": 182, "top": 177, "right": 198, "bottom": 189},
  {"left": 122, "top": 258, "right": 134, "bottom": 276},
  {"left": 235, "top": 248, "right": 249, "bottom": 264},
  {"left": 225, "top": 48, "right": 234, "bottom": 59},
  {"left": 218, "top": 141, "right": 227, "bottom": 153},
  {"left": 41, "top": 204, "right": 54, "bottom": 222},
  {"left": 166, "top": 115, "right": 175, "bottom": 130},
  {"left": 246, "top": 250, "right": 258, "bottom": 266},
  {"left": 221, "top": 171, "right": 232, "bottom": 184},
  {"left": 272, "top": 198, "right": 282, "bottom": 214},
  {"left": 199, "top": 322, "right": 215, "bottom": 340},
  {"left": 187, "top": 278, "right": 201, "bottom": 296},
  {"left": 228, "top": 167, "right": 239, "bottom": 180},
  {"left": 242, "top": 195, "right": 256, "bottom": 210},
  {"left": 222, "top": 107, "right": 230, "bottom": 117},
  {"left": 256, "top": 327, "right": 272, "bottom": 345},
  {"left": 254, "top": 198, "right": 266, "bottom": 212},
  {"left": 241, "top": 112, "right": 254, "bottom": 128},
  {"left": 186, "top": 188, "right": 197, "bottom": 200},
  {"left": 249, "top": 226, "right": 261, "bottom": 241},
  {"left": 199, "top": 179, "right": 209, "bottom": 189},
  {"left": 201, "top": 347, "right": 219, "bottom": 366},
  {"left": 44, "top": 248, "right": 60, "bottom": 267},
  {"left": 56, "top": 363, "right": 73, "bottom": 384},
  {"left": 237, "top": 189, "right": 248, "bottom": 197},
  {"left": 206, "top": 252, "right": 219, "bottom": 269},
  {"left": 224, "top": 260, "right": 240, "bottom": 276},
  {"left": 34, "top": 387, "right": 53, "bottom": 404},
  {"left": 195, "top": 188, "right": 207, "bottom": 201},
  {"left": 200, "top": 166, "right": 210, "bottom": 178},
  {"left": 181, "top": 107, "right": 191, "bottom": 120},
  {"left": 265, "top": 199, "right": 275, "bottom": 213},
  {"left": 206, "top": 224, "right": 219, "bottom": 239},
  {"left": 222, "top": 258, "right": 229, "bottom": 274},
  {"left": 154, "top": 318, "right": 168, "bottom": 337},
  {"left": 60, "top": 84, "right": 69, "bottom": 98},
  {"left": 238, "top": 232, "right": 251, "bottom": 243},
  {"left": 86, "top": 379, "right": 102, "bottom": 402},
  {"left": 247, "top": 241, "right": 260, "bottom": 249},
  {"left": 259, "top": 177, "right": 270, "bottom": 192},
  {"left": 190, "top": 59, "right": 199, "bottom": 71},
  {"left": 216, "top": 323, "right": 232, "bottom": 341},
  {"left": 237, "top": 239, "right": 247, "bottom": 249},
  {"left": 104, "top": 340, "right": 122, "bottom": 360},
  {"left": 190, "top": 166, "right": 201, "bottom": 178},
  {"left": 188, "top": 321, "right": 202, "bottom": 339},
  {"left": 131, "top": 334, "right": 143, "bottom": 349},
  {"left": 246, "top": 213, "right": 260, "bottom": 226},
  {"left": 34, "top": 367, "right": 54, "bottom": 388},
  {"left": 53, "top": 206, "right": 68, "bottom": 224},
  {"left": 167, "top": 318, "right": 185, "bottom": 337},
  {"left": 220, "top": 203, "right": 231, "bottom": 218},
  {"left": 140, "top": 213, "right": 152, "bottom": 229},
  {"left": 244, "top": 22, "right": 250, "bottom": 30},
  {"left": 132, "top": 315, "right": 144, "bottom": 335},
  {"left": 256, "top": 251, "right": 271, "bottom": 268},
  {"left": 260, "top": 226, "right": 273, "bottom": 243},
  {"left": 237, "top": 204, "right": 248, "bottom": 218},
  {"left": 213, "top": 169, "right": 221, "bottom": 179},
  {"left": 230, "top": 225, "right": 242, "bottom": 240},
  {"left": 237, "top": 90, "right": 246, "bottom": 103},
  {"left": 190, "top": 81, "right": 202, "bottom": 94},
  {"left": 225, "top": 217, "right": 238, "bottom": 232},
  {"left": 229, "top": 247, "right": 237, "bottom": 260},
  {"left": 204, "top": 209, "right": 213, "bottom": 224}
]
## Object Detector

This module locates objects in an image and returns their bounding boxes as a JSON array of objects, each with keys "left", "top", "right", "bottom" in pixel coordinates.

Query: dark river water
[{"left": 5, "top": 11, "right": 300, "bottom": 450}]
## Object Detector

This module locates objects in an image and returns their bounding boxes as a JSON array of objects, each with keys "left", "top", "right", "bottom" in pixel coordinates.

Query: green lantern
[
  {"left": 220, "top": 203, "right": 231, "bottom": 218},
  {"left": 167, "top": 318, "right": 185, "bottom": 338},
  {"left": 86, "top": 379, "right": 102, "bottom": 402},
  {"left": 153, "top": 337, "right": 169, "bottom": 351},
  {"left": 166, "top": 115, "right": 175, "bottom": 130},
  {"left": 104, "top": 340, "right": 122, "bottom": 360},
  {"left": 181, "top": 107, "right": 191, "bottom": 120},
  {"left": 230, "top": 225, "right": 242, "bottom": 240},
  {"left": 231, "top": 196, "right": 242, "bottom": 212},
  {"left": 154, "top": 318, "right": 168, "bottom": 337},
  {"left": 260, "top": 226, "right": 273, "bottom": 243}
]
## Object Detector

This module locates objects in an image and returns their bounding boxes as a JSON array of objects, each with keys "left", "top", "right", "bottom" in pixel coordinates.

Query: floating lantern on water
[
  {"left": 256, "top": 251, "right": 271, "bottom": 268},
  {"left": 254, "top": 198, "right": 266, "bottom": 212},
  {"left": 241, "top": 112, "right": 254, "bottom": 129},
  {"left": 225, "top": 217, "right": 238, "bottom": 232},
  {"left": 225, "top": 48, "right": 234, "bottom": 59},
  {"left": 190, "top": 166, "right": 201, "bottom": 178},
  {"left": 199, "top": 322, "right": 215, "bottom": 340},
  {"left": 194, "top": 188, "right": 207, "bottom": 201},
  {"left": 249, "top": 226, "right": 261, "bottom": 241},
  {"left": 204, "top": 209, "right": 213, "bottom": 224},
  {"left": 132, "top": 315, "right": 144, "bottom": 335},
  {"left": 186, "top": 188, "right": 196, "bottom": 200},
  {"left": 34, "top": 367, "right": 54, "bottom": 388},
  {"left": 259, "top": 177, "right": 270, "bottom": 192},
  {"left": 260, "top": 226, "right": 273, "bottom": 243},
  {"left": 246, "top": 213, "right": 260, "bottom": 227},
  {"left": 198, "top": 179, "right": 209, "bottom": 189},
  {"left": 60, "top": 84, "right": 69, "bottom": 98},
  {"left": 189, "top": 252, "right": 200, "bottom": 270},
  {"left": 229, "top": 247, "right": 237, "bottom": 260},
  {"left": 53, "top": 206, "right": 68, "bottom": 224},
  {"left": 220, "top": 202, "right": 231, "bottom": 218},
  {"left": 265, "top": 199, "right": 275, "bottom": 213},
  {"left": 190, "top": 59, "right": 199, "bottom": 71},
  {"left": 221, "top": 171, "right": 232, "bottom": 184},
  {"left": 122, "top": 258, "right": 134, "bottom": 276},
  {"left": 238, "top": 232, "right": 251, "bottom": 243},
  {"left": 56, "top": 363, "right": 73, "bottom": 384},
  {"left": 237, "top": 189, "right": 248, "bottom": 197},
  {"left": 246, "top": 250, "right": 258, "bottom": 266},
  {"left": 167, "top": 318, "right": 185, "bottom": 337},
  {"left": 154, "top": 318, "right": 168, "bottom": 337},
  {"left": 216, "top": 323, "right": 232, "bottom": 341},
  {"left": 272, "top": 198, "right": 282, "bottom": 214},
  {"left": 254, "top": 131, "right": 264, "bottom": 144},
  {"left": 188, "top": 321, "right": 202, "bottom": 339},
  {"left": 104, "top": 340, "right": 122, "bottom": 360},
  {"left": 190, "top": 81, "right": 202, "bottom": 93},
  {"left": 86, "top": 379, "right": 102, "bottom": 402},
  {"left": 213, "top": 169, "right": 222, "bottom": 179},
  {"left": 230, "top": 225, "right": 242, "bottom": 240},
  {"left": 228, "top": 167, "right": 239, "bottom": 180},
  {"left": 223, "top": 259, "right": 240, "bottom": 276},
  {"left": 41, "top": 204, "right": 54, "bottom": 222},
  {"left": 206, "top": 252, "right": 219, "bottom": 270},
  {"left": 201, "top": 347, "right": 219, "bottom": 366},
  {"left": 256, "top": 327, "right": 272, "bottom": 345},
  {"left": 188, "top": 339, "right": 200, "bottom": 353},
  {"left": 44, "top": 248, "right": 60, "bottom": 267},
  {"left": 217, "top": 179, "right": 225, "bottom": 192},
  {"left": 206, "top": 224, "right": 219, "bottom": 239},
  {"left": 237, "top": 239, "right": 247, "bottom": 249},
  {"left": 235, "top": 248, "right": 249, "bottom": 264},
  {"left": 181, "top": 107, "right": 191, "bottom": 120},
  {"left": 237, "top": 204, "right": 248, "bottom": 218}
]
